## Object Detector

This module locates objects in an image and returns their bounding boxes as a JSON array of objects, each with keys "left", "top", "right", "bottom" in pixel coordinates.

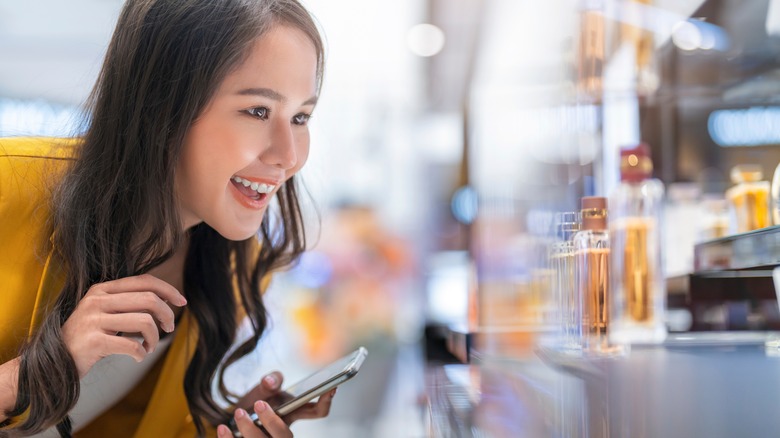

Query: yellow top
[{"left": 0, "top": 137, "right": 213, "bottom": 437}]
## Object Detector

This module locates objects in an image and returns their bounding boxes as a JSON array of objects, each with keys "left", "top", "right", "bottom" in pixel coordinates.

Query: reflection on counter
[{"left": 426, "top": 337, "right": 780, "bottom": 437}]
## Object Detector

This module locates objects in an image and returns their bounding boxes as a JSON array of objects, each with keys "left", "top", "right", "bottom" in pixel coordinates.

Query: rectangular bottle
[
  {"left": 574, "top": 197, "right": 611, "bottom": 353},
  {"left": 551, "top": 212, "right": 581, "bottom": 351},
  {"left": 609, "top": 143, "right": 667, "bottom": 344}
]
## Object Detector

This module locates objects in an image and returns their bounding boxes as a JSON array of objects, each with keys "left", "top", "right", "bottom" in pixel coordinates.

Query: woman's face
[{"left": 177, "top": 24, "right": 318, "bottom": 240}]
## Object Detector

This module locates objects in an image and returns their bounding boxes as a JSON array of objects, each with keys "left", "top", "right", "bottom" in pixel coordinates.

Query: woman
[{"left": 0, "top": 0, "right": 331, "bottom": 436}]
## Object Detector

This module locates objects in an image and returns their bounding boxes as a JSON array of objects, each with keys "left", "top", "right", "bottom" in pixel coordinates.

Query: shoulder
[
  {"left": 0, "top": 136, "right": 79, "bottom": 198},
  {"left": 0, "top": 136, "right": 78, "bottom": 162},
  {"left": 0, "top": 138, "right": 78, "bottom": 361}
]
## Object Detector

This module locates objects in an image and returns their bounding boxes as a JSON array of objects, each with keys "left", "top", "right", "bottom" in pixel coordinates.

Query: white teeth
[{"left": 231, "top": 176, "right": 276, "bottom": 195}]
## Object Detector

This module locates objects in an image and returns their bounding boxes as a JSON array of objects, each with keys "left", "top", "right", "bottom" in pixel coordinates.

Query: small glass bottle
[
  {"left": 551, "top": 212, "right": 581, "bottom": 351},
  {"left": 609, "top": 143, "right": 667, "bottom": 344},
  {"left": 575, "top": 197, "right": 611, "bottom": 353},
  {"left": 726, "top": 164, "right": 770, "bottom": 234}
]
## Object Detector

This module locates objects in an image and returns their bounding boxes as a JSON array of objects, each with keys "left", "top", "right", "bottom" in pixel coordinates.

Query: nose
[{"left": 261, "top": 119, "right": 297, "bottom": 170}]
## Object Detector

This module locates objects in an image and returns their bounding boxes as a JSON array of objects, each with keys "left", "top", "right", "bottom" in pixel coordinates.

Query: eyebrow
[{"left": 236, "top": 87, "right": 318, "bottom": 106}]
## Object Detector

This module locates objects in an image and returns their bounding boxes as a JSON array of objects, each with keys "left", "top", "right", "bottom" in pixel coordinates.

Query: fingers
[
  {"left": 101, "top": 333, "right": 149, "bottom": 363},
  {"left": 230, "top": 405, "right": 276, "bottom": 438},
  {"left": 237, "top": 372, "right": 284, "bottom": 410},
  {"left": 216, "top": 424, "right": 237, "bottom": 438},
  {"left": 252, "top": 401, "right": 292, "bottom": 438},
  {"left": 285, "top": 389, "right": 336, "bottom": 423},
  {"left": 91, "top": 273, "right": 187, "bottom": 306},
  {"left": 101, "top": 313, "right": 160, "bottom": 353},
  {"left": 62, "top": 274, "right": 186, "bottom": 378},
  {"left": 101, "top": 291, "right": 177, "bottom": 333},
  {"left": 262, "top": 371, "right": 283, "bottom": 392}
]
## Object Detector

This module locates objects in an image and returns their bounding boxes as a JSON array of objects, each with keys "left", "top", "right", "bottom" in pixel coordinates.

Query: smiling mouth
[{"left": 230, "top": 176, "right": 276, "bottom": 202}]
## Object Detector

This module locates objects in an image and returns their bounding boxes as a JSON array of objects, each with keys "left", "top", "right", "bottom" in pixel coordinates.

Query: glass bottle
[
  {"left": 551, "top": 212, "right": 581, "bottom": 351},
  {"left": 576, "top": 0, "right": 606, "bottom": 102},
  {"left": 609, "top": 143, "right": 667, "bottom": 344},
  {"left": 575, "top": 197, "right": 611, "bottom": 352},
  {"left": 613, "top": 0, "right": 659, "bottom": 97},
  {"left": 726, "top": 164, "right": 770, "bottom": 234},
  {"left": 772, "top": 162, "right": 780, "bottom": 226}
]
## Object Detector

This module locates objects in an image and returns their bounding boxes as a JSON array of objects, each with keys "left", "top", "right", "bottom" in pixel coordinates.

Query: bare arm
[{"left": 0, "top": 357, "right": 20, "bottom": 422}]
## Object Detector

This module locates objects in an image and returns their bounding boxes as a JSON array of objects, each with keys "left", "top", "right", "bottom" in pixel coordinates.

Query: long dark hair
[{"left": 3, "top": 0, "right": 324, "bottom": 435}]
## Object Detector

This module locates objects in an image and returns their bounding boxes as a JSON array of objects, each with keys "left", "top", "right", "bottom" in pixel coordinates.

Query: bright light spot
[
  {"left": 406, "top": 23, "right": 445, "bottom": 57},
  {"left": 451, "top": 185, "right": 478, "bottom": 224},
  {"left": 708, "top": 106, "right": 780, "bottom": 147},
  {"left": 628, "top": 154, "right": 638, "bottom": 166},
  {"left": 672, "top": 21, "right": 702, "bottom": 51}
]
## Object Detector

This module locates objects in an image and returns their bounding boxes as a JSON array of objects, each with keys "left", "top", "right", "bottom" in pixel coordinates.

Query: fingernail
[
  {"left": 331, "top": 388, "right": 337, "bottom": 397},
  {"left": 235, "top": 408, "right": 247, "bottom": 419},
  {"left": 163, "top": 323, "right": 173, "bottom": 333},
  {"left": 179, "top": 297, "right": 188, "bottom": 306},
  {"left": 263, "top": 374, "right": 278, "bottom": 388},
  {"left": 255, "top": 401, "right": 267, "bottom": 412},
  {"left": 217, "top": 425, "right": 230, "bottom": 436}
]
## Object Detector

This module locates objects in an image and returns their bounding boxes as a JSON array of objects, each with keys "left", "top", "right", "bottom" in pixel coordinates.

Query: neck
[{"left": 147, "top": 236, "right": 190, "bottom": 298}]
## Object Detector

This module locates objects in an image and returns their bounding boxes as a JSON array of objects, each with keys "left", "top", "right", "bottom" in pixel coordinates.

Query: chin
[{"left": 216, "top": 226, "right": 262, "bottom": 242}]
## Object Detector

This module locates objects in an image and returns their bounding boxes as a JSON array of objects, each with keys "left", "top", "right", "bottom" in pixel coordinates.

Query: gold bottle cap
[{"left": 581, "top": 196, "right": 607, "bottom": 230}]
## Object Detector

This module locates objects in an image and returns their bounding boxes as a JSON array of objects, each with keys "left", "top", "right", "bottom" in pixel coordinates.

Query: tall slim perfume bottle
[
  {"left": 551, "top": 212, "right": 581, "bottom": 351},
  {"left": 609, "top": 143, "right": 667, "bottom": 344},
  {"left": 574, "top": 197, "right": 611, "bottom": 352}
]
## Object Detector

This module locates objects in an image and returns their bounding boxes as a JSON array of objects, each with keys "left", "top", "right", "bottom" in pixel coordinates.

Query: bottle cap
[
  {"left": 620, "top": 143, "right": 653, "bottom": 182},
  {"left": 581, "top": 196, "right": 607, "bottom": 230}
]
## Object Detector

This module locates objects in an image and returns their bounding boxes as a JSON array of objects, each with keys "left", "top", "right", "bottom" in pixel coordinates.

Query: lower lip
[{"left": 229, "top": 182, "right": 270, "bottom": 210}]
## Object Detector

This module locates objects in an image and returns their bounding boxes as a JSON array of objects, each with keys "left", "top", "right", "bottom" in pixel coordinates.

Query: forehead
[{"left": 224, "top": 24, "right": 319, "bottom": 94}]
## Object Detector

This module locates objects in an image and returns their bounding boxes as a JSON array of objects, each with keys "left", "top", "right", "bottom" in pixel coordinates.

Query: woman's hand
[
  {"left": 216, "top": 371, "right": 337, "bottom": 437},
  {"left": 61, "top": 274, "right": 187, "bottom": 377}
]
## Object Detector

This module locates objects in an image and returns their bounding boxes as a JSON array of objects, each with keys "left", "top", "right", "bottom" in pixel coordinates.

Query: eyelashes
[{"left": 244, "top": 107, "right": 313, "bottom": 126}]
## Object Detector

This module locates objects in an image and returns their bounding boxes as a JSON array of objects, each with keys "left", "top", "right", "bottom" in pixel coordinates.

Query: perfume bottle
[
  {"left": 551, "top": 212, "right": 581, "bottom": 350},
  {"left": 614, "top": 0, "right": 659, "bottom": 96},
  {"left": 726, "top": 164, "right": 770, "bottom": 233},
  {"left": 576, "top": 0, "right": 606, "bottom": 102},
  {"left": 609, "top": 143, "right": 667, "bottom": 344},
  {"left": 574, "top": 197, "right": 610, "bottom": 352}
]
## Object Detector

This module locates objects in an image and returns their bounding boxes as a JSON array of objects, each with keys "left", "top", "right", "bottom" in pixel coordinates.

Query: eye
[
  {"left": 292, "top": 113, "right": 312, "bottom": 126},
  {"left": 246, "top": 107, "right": 269, "bottom": 120}
]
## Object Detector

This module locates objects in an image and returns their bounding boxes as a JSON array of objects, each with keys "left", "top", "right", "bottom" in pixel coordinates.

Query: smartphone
[{"left": 231, "top": 346, "right": 367, "bottom": 434}]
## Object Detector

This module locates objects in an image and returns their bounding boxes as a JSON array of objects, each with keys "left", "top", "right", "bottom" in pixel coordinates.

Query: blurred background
[{"left": 5, "top": 0, "right": 780, "bottom": 436}]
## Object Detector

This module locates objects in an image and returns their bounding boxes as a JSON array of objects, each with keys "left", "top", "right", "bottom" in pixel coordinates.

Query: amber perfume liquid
[
  {"left": 726, "top": 183, "right": 770, "bottom": 233},
  {"left": 575, "top": 230, "right": 611, "bottom": 352},
  {"left": 610, "top": 217, "right": 666, "bottom": 344},
  {"left": 621, "top": 219, "right": 652, "bottom": 322},
  {"left": 582, "top": 248, "right": 609, "bottom": 338}
]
